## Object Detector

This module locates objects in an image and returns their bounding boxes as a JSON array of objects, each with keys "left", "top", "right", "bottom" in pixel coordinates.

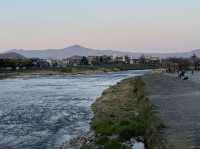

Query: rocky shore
[{"left": 60, "top": 131, "right": 96, "bottom": 149}]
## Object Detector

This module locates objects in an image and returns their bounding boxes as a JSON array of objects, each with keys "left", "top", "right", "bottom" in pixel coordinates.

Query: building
[
  {"left": 130, "top": 58, "right": 140, "bottom": 64},
  {"left": 87, "top": 56, "right": 97, "bottom": 65},
  {"left": 64, "top": 55, "right": 83, "bottom": 66},
  {"left": 114, "top": 56, "right": 126, "bottom": 63},
  {"left": 145, "top": 56, "right": 160, "bottom": 64},
  {"left": 31, "top": 58, "right": 50, "bottom": 68}
]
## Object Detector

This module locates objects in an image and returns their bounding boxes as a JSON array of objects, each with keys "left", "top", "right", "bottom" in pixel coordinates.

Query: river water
[{"left": 0, "top": 70, "right": 150, "bottom": 149}]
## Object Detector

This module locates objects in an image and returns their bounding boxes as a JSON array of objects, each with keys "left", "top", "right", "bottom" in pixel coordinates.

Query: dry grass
[{"left": 90, "top": 77, "right": 166, "bottom": 149}]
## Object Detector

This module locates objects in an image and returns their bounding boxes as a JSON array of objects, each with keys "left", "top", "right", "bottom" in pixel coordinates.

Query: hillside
[
  {"left": 0, "top": 52, "right": 26, "bottom": 59},
  {"left": 10, "top": 45, "right": 141, "bottom": 59},
  {"left": 8, "top": 45, "right": 200, "bottom": 59}
]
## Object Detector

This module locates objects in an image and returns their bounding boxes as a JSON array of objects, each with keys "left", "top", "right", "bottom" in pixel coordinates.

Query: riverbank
[
  {"left": 62, "top": 76, "right": 165, "bottom": 149},
  {"left": 0, "top": 68, "right": 114, "bottom": 79},
  {"left": 0, "top": 69, "right": 109, "bottom": 79},
  {"left": 1, "top": 70, "right": 152, "bottom": 149},
  {"left": 0, "top": 64, "right": 158, "bottom": 79}
]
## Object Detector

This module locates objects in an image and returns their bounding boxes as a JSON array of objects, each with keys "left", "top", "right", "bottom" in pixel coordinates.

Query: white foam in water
[
  {"left": 132, "top": 142, "right": 145, "bottom": 149},
  {"left": 0, "top": 70, "right": 150, "bottom": 149}
]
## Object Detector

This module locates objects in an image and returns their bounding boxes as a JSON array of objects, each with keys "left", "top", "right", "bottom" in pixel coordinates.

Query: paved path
[{"left": 143, "top": 74, "right": 200, "bottom": 149}]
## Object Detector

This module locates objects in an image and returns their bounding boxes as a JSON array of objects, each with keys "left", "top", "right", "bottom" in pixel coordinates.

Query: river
[{"left": 0, "top": 70, "right": 150, "bottom": 149}]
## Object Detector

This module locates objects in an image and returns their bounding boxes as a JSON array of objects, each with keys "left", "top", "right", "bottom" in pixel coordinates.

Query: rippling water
[{"left": 0, "top": 70, "right": 150, "bottom": 149}]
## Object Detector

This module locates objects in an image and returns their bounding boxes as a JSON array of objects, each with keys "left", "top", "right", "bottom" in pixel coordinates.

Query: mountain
[
  {"left": 191, "top": 49, "right": 200, "bottom": 56},
  {"left": 10, "top": 45, "right": 141, "bottom": 59},
  {"left": 0, "top": 52, "right": 26, "bottom": 59},
  {"left": 9, "top": 45, "right": 200, "bottom": 59},
  {"left": 145, "top": 49, "right": 200, "bottom": 59}
]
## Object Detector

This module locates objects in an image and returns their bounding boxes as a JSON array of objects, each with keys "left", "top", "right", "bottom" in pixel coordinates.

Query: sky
[{"left": 0, "top": 0, "right": 200, "bottom": 53}]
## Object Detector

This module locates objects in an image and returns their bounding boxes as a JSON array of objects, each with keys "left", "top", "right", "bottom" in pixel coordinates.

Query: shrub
[
  {"left": 96, "top": 136, "right": 109, "bottom": 145},
  {"left": 91, "top": 120, "right": 115, "bottom": 136},
  {"left": 103, "top": 139, "right": 126, "bottom": 149}
]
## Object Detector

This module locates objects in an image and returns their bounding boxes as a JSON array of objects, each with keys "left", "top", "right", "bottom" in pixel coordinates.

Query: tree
[
  {"left": 124, "top": 55, "right": 130, "bottom": 64},
  {"left": 80, "top": 56, "right": 89, "bottom": 65},
  {"left": 165, "top": 57, "right": 191, "bottom": 71},
  {"left": 139, "top": 54, "right": 146, "bottom": 64}
]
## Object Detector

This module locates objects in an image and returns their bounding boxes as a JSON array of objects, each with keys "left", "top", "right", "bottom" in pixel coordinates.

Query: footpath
[{"left": 143, "top": 74, "right": 200, "bottom": 149}]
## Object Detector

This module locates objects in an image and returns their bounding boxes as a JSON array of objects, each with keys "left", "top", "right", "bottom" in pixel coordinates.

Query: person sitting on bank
[{"left": 178, "top": 70, "right": 185, "bottom": 79}]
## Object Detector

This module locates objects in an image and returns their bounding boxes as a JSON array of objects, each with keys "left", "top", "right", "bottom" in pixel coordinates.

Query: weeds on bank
[
  {"left": 91, "top": 77, "right": 158, "bottom": 149},
  {"left": 91, "top": 77, "right": 165, "bottom": 149}
]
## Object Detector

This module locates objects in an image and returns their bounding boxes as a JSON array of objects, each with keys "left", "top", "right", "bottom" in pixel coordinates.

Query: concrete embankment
[{"left": 143, "top": 74, "right": 200, "bottom": 149}]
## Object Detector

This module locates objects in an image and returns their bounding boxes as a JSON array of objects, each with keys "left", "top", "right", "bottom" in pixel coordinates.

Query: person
[
  {"left": 191, "top": 69, "right": 194, "bottom": 75},
  {"left": 183, "top": 76, "right": 189, "bottom": 80},
  {"left": 178, "top": 70, "right": 186, "bottom": 80},
  {"left": 178, "top": 70, "right": 184, "bottom": 79},
  {"left": 178, "top": 71, "right": 181, "bottom": 79}
]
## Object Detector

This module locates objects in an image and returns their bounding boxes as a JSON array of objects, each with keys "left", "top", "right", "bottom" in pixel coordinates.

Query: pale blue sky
[{"left": 0, "top": 0, "right": 200, "bottom": 52}]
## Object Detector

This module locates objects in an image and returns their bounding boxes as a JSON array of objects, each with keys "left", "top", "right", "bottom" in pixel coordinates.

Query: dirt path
[{"left": 143, "top": 74, "right": 200, "bottom": 149}]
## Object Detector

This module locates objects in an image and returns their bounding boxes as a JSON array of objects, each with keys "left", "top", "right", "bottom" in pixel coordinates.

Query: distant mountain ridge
[
  {"left": 0, "top": 52, "right": 26, "bottom": 59},
  {"left": 7, "top": 45, "right": 200, "bottom": 59},
  {"left": 10, "top": 45, "right": 141, "bottom": 59}
]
